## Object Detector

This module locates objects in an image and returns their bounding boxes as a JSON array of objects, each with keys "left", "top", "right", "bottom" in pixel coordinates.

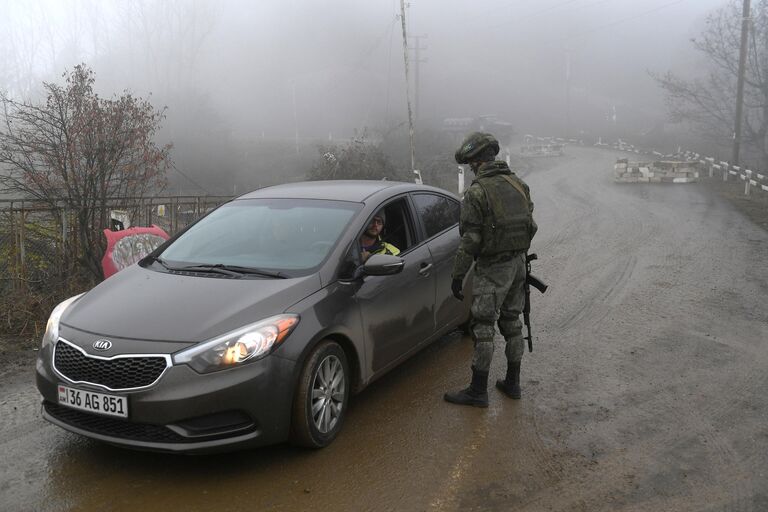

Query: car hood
[{"left": 62, "top": 265, "right": 321, "bottom": 342}]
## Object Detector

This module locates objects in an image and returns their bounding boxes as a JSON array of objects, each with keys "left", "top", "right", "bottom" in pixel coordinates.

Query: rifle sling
[{"left": 500, "top": 174, "right": 530, "bottom": 205}]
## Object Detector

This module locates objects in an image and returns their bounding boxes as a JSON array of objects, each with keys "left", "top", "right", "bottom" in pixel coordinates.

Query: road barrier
[
  {"left": 614, "top": 159, "right": 699, "bottom": 183},
  {"left": 699, "top": 158, "right": 768, "bottom": 195},
  {"left": 588, "top": 137, "right": 768, "bottom": 197},
  {"left": 520, "top": 135, "right": 566, "bottom": 157}
]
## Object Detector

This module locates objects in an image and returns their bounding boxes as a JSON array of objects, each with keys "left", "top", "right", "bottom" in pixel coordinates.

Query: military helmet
[{"left": 455, "top": 132, "right": 500, "bottom": 164}]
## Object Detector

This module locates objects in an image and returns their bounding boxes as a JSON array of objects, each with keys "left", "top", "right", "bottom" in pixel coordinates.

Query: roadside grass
[
  {"left": 0, "top": 335, "right": 38, "bottom": 377},
  {"left": 698, "top": 176, "right": 768, "bottom": 232}
]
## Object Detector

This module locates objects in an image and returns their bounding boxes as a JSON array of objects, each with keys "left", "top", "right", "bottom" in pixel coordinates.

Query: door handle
[{"left": 418, "top": 263, "right": 433, "bottom": 276}]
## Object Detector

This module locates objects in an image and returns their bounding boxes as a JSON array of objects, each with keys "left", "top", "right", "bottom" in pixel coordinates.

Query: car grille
[
  {"left": 54, "top": 340, "right": 168, "bottom": 391},
  {"left": 44, "top": 401, "right": 190, "bottom": 444}
]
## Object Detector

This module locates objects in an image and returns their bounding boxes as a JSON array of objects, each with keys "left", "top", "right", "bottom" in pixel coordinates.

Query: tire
[{"left": 290, "top": 341, "right": 350, "bottom": 448}]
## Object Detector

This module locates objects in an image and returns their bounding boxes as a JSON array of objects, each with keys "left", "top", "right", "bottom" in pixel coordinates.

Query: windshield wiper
[
  {"left": 179, "top": 264, "right": 287, "bottom": 279},
  {"left": 147, "top": 256, "right": 234, "bottom": 275},
  {"left": 214, "top": 265, "right": 288, "bottom": 278},
  {"left": 147, "top": 255, "right": 173, "bottom": 270}
]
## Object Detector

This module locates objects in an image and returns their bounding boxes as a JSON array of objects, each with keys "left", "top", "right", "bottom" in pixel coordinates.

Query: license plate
[{"left": 58, "top": 385, "right": 128, "bottom": 418}]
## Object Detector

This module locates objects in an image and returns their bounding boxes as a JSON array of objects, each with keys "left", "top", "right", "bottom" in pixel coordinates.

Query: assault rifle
[{"left": 524, "top": 253, "right": 548, "bottom": 352}]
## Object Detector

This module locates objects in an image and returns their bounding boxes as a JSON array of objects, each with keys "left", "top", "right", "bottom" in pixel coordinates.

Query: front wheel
[{"left": 290, "top": 341, "right": 350, "bottom": 448}]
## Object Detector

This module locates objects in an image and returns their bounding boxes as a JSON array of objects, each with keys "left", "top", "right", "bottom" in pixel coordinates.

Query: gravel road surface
[{"left": 1, "top": 146, "right": 766, "bottom": 512}]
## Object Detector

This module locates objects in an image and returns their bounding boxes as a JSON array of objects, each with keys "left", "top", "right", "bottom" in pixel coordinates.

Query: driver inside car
[{"left": 359, "top": 210, "right": 400, "bottom": 263}]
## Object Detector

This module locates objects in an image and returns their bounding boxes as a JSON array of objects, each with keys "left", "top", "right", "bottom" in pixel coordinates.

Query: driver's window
[
  {"left": 367, "top": 198, "right": 414, "bottom": 255},
  {"left": 338, "top": 198, "right": 415, "bottom": 280}
]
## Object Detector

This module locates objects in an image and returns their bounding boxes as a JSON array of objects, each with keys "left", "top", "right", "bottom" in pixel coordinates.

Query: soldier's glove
[{"left": 451, "top": 278, "right": 464, "bottom": 301}]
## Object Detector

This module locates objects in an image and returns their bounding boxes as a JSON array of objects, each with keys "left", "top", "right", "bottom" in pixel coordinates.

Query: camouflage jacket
[{"left": 452, "top": 161, "right": 537, "bottom": 280}]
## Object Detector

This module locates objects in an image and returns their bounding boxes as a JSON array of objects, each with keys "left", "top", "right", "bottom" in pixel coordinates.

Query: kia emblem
[{"left": 93, "top": 339, "right": 112, "bottom": 351}]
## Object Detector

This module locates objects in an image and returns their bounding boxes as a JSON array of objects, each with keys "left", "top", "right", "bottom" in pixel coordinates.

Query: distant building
[{"left": 441, "top": 115, "right": 515, "bottom": 144}]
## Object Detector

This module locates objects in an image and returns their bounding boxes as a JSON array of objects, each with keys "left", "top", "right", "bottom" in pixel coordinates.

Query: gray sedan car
[{"left": 36, "top": 180, "right": 470, "bottom": 453}]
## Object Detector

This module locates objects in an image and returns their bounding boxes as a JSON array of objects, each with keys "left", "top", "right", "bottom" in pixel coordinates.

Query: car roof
[{"left": 236, "top": 180, "right": 456, "bottom": 203}]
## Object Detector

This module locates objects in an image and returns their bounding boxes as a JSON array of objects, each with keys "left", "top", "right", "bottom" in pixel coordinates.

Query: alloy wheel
[{"left": 310, "top": 354, "right": 345, "bottom": 434}]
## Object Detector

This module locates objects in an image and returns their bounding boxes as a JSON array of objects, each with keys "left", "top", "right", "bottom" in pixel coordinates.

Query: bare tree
[
  {"left": 0, "top": 64, "right": 170, "bottom": 280},
  {"left": 655, "top": 1, "right": 768, "bottom": 167}
]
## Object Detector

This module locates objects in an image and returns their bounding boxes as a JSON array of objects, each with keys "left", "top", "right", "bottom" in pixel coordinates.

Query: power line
[
  {"left": 289, "top": 15, "right": 398, "bottom": 80},
  {"left": 351, "top": 15, "right": 399, "bottom": 71},
  {"left": 169, "top": 162, "right": 214, "bottom": 195},
  {"left": 471, "top": 0, "right": 581, "bottom": 27},
  {"left": 472, "top": 0, "right": 666, "bottom": 35},
  {"left": 555, "top": 0, "right": 687, "bottom": 45}
]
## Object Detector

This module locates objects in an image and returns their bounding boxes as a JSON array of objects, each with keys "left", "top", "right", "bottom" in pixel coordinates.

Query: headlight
[
  {"left": 42, "top": 293, "right": 85, "bottom": 348},
  {"left": 173, "top": 314, "right": 299, "bottom": 374}
]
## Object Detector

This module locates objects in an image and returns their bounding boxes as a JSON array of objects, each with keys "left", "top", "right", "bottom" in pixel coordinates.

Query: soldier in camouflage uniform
[{"left": 444, "top": 132, "right": 537, "bottom": 407}]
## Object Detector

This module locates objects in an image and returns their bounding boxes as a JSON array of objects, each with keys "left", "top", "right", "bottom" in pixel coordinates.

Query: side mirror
[{"left": 363, "top": 254, "right": 404, "bottom": 276}]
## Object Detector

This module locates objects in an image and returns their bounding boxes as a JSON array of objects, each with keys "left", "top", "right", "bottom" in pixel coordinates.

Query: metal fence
[{"left": 0, "top": 195, "right": 231, "bottom": 335}]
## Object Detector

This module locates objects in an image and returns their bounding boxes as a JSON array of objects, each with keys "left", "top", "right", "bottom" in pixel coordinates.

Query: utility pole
[
  {"left": 564, "top": 47, "right": 571, "bottom": 137},
  {"left": 732, "top": 0, "right": 751, "bottom": 166},
  {"left": 399, "top": 0, "right": 416, "bottom": 174},
  {"left": 409, "top": 35, "right": 428, "bottom": 121},
  {"left": 291, "top": 81, "right": 299, "bottom": 155}
]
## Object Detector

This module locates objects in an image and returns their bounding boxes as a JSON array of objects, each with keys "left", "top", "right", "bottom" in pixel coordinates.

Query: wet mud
[{"left": 2, "top": 146, "right": 767, "bottom": 511}]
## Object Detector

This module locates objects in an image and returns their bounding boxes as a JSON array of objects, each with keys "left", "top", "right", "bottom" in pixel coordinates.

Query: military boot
[
  {"left": 496, "top": 361, "right": 521, "bottom": 399},
  {"left": 444, "top": 367, "right": 489, "bottom": 407}
]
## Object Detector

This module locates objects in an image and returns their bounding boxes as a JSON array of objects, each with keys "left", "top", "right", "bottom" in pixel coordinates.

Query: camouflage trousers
[{"left": 470, "top": 252, "right": 527, "bottom": 372}]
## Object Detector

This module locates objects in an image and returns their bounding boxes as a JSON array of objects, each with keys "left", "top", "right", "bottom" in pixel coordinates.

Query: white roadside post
[
  {"left": 758, "top": 172, "right": 768, "bottom": 193},
  {"left": 457, "top": 166, "right": 465, "bottom": 196},
  {"left": 413, "top": 169, "right": 423, "bottom": 185},
  {"left": 745, "top": 170, "right": 751, "bottom": 195},
  {"left": 733, "top": 165, "right": 741, "bottom": 185},
  {"left": 706, "top": 157, "right": 714, "bottom": 178},
  {"left": 721, "top": 161, "right": 729, "bottom": 182}
]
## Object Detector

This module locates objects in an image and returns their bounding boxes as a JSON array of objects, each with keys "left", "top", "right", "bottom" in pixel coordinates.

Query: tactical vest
[{"left": 473, "top": 173, "right": 532, "bottom": 255}]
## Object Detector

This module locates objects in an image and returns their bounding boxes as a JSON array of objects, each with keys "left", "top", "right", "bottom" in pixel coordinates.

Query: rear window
[{"left": 412, "top": 193, "right": 460, "bottom": 238}]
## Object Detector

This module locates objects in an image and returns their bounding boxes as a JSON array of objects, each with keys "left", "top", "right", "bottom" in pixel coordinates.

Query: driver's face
[{"left": 365, "top": 216, "right": 384, "bottom": 238}]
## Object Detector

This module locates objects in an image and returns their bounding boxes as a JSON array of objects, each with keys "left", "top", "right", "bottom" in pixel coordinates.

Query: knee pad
[
  {"left": 498, "top": 318, "right": 522, "bottom": 339},
  {"left": 471, "top": 322, "right": 496, "bottom": 343}
]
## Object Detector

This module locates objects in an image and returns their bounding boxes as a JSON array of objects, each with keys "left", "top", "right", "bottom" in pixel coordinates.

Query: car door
[
  {"left": 411, "top": 192, "right": 464, "bottom": 331},
  {"left": 353, "top": 197, "right": 436, "bottom": 374}
]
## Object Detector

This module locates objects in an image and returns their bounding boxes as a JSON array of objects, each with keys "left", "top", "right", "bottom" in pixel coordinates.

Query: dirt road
[{"left": 1, "top": 146, "right": 766, "bottom": 511}]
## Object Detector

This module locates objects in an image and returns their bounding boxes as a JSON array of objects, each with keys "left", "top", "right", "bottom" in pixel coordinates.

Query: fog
[{"left": 0, "top": 0, "right": 730, "bottom": 193}]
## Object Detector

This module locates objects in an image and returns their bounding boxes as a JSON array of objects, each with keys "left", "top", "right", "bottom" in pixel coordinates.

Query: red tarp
[{"left": 102, "top": 225, "right": 169, "bottom": 279}]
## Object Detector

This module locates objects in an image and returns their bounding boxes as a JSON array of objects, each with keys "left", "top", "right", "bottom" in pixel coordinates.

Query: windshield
[{"left": 158, "top": 198, "right": 361, "bottom": 275}]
